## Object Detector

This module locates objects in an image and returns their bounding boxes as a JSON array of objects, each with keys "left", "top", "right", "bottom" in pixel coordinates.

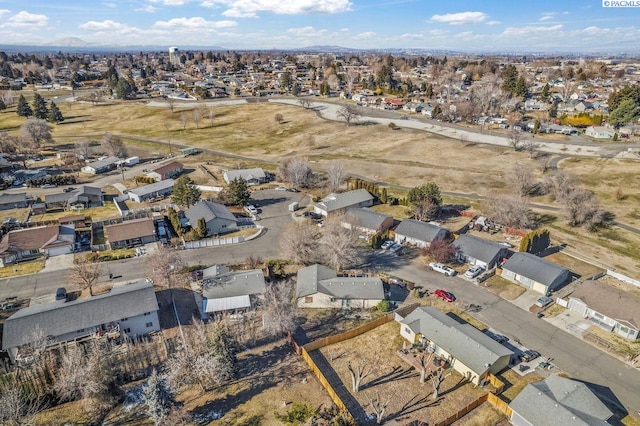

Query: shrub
[
  {"left": 376, "top": 300, "right": 391, "bottom": 312},
  {"left": 275, "top": 402, "right": 315, "bottom": 425}
]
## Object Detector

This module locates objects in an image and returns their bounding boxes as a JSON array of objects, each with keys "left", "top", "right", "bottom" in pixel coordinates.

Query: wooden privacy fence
[
  {"left": 486, "top": 373, "right": 506, "bottom": 394},
  {"left": 486, "top": 392, "right": 512, "bottom": 417},
  {"left": 433, "top": 393, "right": 488, "bottom": 426},
  {"left": 299, "top": 347, "right": 350, "bottom": 415}
]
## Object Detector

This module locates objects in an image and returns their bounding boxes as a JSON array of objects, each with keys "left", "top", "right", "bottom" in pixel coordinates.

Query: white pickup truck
[{"left": 428, "top": 262, "right": 457, "bottom": 276}]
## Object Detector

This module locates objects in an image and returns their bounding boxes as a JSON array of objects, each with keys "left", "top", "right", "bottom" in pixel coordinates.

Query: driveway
[{"left": 42, "top": 253, "right": 75, "bottom": 272}]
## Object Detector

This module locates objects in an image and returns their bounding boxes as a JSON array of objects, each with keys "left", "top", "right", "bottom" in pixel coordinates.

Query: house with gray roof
[
  {"left": 0, "top": 192, "right": 30, "bottom": 211},
  {"left": 2, "top": 280, "right": 159, "bottom": 363},
  {"left": 394, "top": 219, "right": 449, "bottom": 249},
  {"left": 314, "top": 189, "right": 375, "bottom": 217},
  {"left": 223, "top": 168, "right": 266, "bottom": 186},
  {"left": 184, "top": 200, "right": 238, "bottom": 236},
  {"left": 344, "top": 207, "right": 394, "bottom": 235},
  {"left": 452, "top": 234, "right": 509, "bottom": 269},
  {"left": 296, "top": 264, "right": 384, "bottom": 309},
  {"left": 128, "top": 179, "right": 175, "bottom": 203},
  {"left": 398, "top": 306, "right": 513, "bottom": 385},
  {"left": 81, "top": 156, "right": 120, "bottom": 174},
  {"left": 502, "top": 252, "right": 570, "bottom": 295},
  {"left": 201, "top": 265, "right": 266, "bottom": 314},
  {"left": 509, "top": 375, "right": 613, "bottom": 426},
  {"left": 45, "top": 185, "right": 103, "bottom": 210}
]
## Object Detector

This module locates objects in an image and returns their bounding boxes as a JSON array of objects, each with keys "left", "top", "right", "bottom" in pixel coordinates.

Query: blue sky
[{"left": 1, "top": 0, "right": 640, "bottom": 51}]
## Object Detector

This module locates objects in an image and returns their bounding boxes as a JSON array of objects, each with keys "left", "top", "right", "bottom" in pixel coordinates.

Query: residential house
[
  {"left": 105, "top": 218, "right": 157, "bottom": 249},
  {"left": 146, "top": 161, "right": 184, "bottom": 182},
  {"left": 0, "top": 225, "right": 75, "bottom": 267},
  {"left": 314, "top": 189, "right": 374, "bottom": 217},
  {"left": 81, "top": 156, "right": 120, "bottom": 174},
  {"left": 574, "top": 100, "right": 593, "bottom": 113},
  {"left": 501, "top": 252, "right": 570, "bottom": 295},
  {"left": 128, "top": 179, "right": 175, "bottom": 203},
  {"left": 2, "top": 280, "right": 160, "bottom": 363},
  {"left": 475, "top": 116, "right": 491, "bottom": 126},
  {"left": 201, "top": 265, "right": 266, "bottom": 314},
  {"left": 184, "top": 200, "right": 238, "bottom": 236},
  {"left": 568, "top": 279, "right": 640, "bottom": 340},
  {"left": 452, "top": 234, "right": 509, "bottom": 269},
  {"left": 509, "top": 375, "right": 613, "bottom": 426},
  {"left": 296, "top": 264, "right": 385, "bottom": 309},
  {"left": 344, "top": 207, "right": 394, "bottom": 235},
  {"left": 223, "top": 168, "right": 267, "bottom": 186},
  {"left": 45, "top": 186, "right": 103, "bottom": 210},
  {"left": 0, "top": 193, "right": 30, "bottom": 211},
  {"left": 585, "top": 126, "right": 614, "bottom": 139},
  {"left": 398, "top": 307, "right": 513, "bottom": 385},
  {"left": 420, "top": 104, "right": 435, "bottom": 118},
  {"left": 403, "top": 102, "right": 423, "bottom": 113},
  {"left": 393, "top": 219, "right": 449, "bottom": 249}
]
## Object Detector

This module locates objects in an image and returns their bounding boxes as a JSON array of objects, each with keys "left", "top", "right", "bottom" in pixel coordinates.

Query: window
[
  {"left": 146, "top": 322, "right": 153, "bottom": 327},
  {"left": 330, "top": 298, "right": 336, "bottom": 302},
  {"left": 144, "top": 312, "right": 151, "bottom": 316},
  {"left": 123, "top": 328, "right": 131, "bottom": 333},
  {"left": 404, "top": 326, "right": 411, "bottom": 335},
  {"left": 305, "top": 296, "right": 313, "bottom": 303},
  {"left": 619, "top": 326, "right": 629, "bottom": 333},
  {"left": 121, "top": 317, "right": 129, "bottom": 322},
  {"left": 77, "top": 328, "right": 85, "bottom": 334}
]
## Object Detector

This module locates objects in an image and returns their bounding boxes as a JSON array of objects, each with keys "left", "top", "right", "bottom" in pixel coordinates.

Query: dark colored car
[
  {"left": 55, "top": 287, "right": 67, "bottom": 301},
  {"left": 434, "top": 289, "right": 455, "bottom": 302},
  {"left": 519, "top": 350, "right": 541, "bottom": 362}
]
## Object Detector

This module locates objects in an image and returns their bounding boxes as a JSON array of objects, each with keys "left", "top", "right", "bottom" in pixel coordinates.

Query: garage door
[
  {"left": 47, "top": 245, "right": 72, "bottom": 257},
  {"left": 532, "top": 282, "right": 547, "bottom": 295}
]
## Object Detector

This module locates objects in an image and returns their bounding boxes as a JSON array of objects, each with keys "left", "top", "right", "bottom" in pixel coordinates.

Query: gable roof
[
  {"left": 394, "top": 219, "right": 447, "bottom": 243},
  {"left": 224, "top": 168, "right": 265, "bottom": 182},
  {"left": 452, "top": 234, "right": 507, "bottom": 264},
  {"left": 106, "top": 218, "right": 156, "bottom": 243},
  {"left": 202, "top": 266, "right": 266, "bottom": 299},
  {"left": 128, "top": 179, "right": 175, "bottom": 198},
  {"left": 2, "top": 280, "right": 158, "bottom": 350},
  {"left": 0, "top": 225, "right": 73, "bottom": 255},
  {"left": 503, "top": 252, "right": 569, "bottom": 287},
  {"left": 151, "top": 161, "right": 183, "bottom": 177},
  {"left": 345, "top": 207, "right": 392, "bottom": 231},
  {"left": 85, "top": 156, "right": 119, "bottom": 170},
  {"left": 45, "top": 185, "right": 102, "bottom": 205},
  {"left": 509, "top": 375, "right": 612, "bottom": 426},
  {"left": 315, "top": 189, "right": 374, "bottom": 213},
  {"left": 296, "top": 264, "right": 384, "bottom": 300},
  {"left": 0, "top": 192, "right": 29, "bottom": 205},
  {"left": 184, "top": 200, "right": 238, "bottom": 225},
  {"left": 571, "top": 279, "right": 640, "bottom": 329},
  {"left": 399, "top": 307, "right": 513, "bottom": 376}
]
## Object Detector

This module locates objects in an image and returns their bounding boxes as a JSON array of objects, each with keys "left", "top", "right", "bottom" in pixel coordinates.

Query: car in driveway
[
  {"left": 535, "top": 296, "right": 553, "bottom": 307},
  {"left": 389, "top": 243, "right": 403, "bottom": 254},
  {"left": 245, "top": 204, "right": 258, "bottom": 214},
  {"left": 275, "top": 186, "right": 287, "bottom": 191},
  {"left": 380, "top": 240, "right": 394, "bottom": 250},
  {"left": 429, "top": 262, "right": 457, "bottom": 276},
  {"left": 464, "top": 265, "right": 485, "bottom": 279},
  {"left": 519, "top": 350, "right": 541, "bottom": 362},
  {"left": 434, "top": 289, "right": 455, "bottom": 302}
]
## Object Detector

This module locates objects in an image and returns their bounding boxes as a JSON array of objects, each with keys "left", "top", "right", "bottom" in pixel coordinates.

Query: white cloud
[
  {"left": 203, "top": 0, "right": 352, "bottom": 18},
  {"left": 154, "top": 16, "right": 237, "bottom": 29},
  {"left": 79, "top": 20, "right": 129, "bottom": 31},
  {"left": 502, "top": 24, "right": 563, "bottom": 37},
  {"left": 354, "top": 31, "right": 375, "bottom": 40},
  {"left": 135, "top": 5, "right": 158, "bottom": 12},
  {"left": 6, "top": 11, "right": 48, "bottom": 27},
  {"left": 0, "top": 9, "right": 11, "bottom": 19},
  {"left": 428, "top": 29, "right": 446, "bottom": 36},
  {"left": 287, "top": 26, "right": 328, "bottom": 37},
  {"left": 455, "top": 31, "right": 484, "bottom": 41},
  {"left": 429, "top": 11, "right": 488, "bottom": 25},
  {"left": 102, "top": 2, "right": 117, "bottom": 8},
  {"left": 486, "top": 20, "right": 501, "bottom": 26},
  {"left": 150, "top": 0, "right": 194, "bottom": 5}
]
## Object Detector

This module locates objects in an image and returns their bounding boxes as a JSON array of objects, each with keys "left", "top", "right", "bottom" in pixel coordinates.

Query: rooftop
[
  {"left": 106, "top": 218, "right": 156, "bottom": 242},
  {"left": 503, "top": 252, "right": 569, "bottom": 287},
  {"left": 571, "top": 279, "right": 640, "bottom": 329}
]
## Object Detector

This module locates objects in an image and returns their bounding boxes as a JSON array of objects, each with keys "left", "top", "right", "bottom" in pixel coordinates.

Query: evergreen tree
[
  {"left": 0, "top": 97, "right": 6, "bottom": 112},
  {"left": 425, "top": 84, "right": 433, "bottom": 98},
  {"left": 533, "top": 119, "right": 540, "bottom": 135},
  {"left": 541, "top": 83, "right": 550, "bottom": 100},
  {"left": 196, "top": 217, "right": 208, "bottom": 239},
  {"left": 172, "top": 176, "right": 201, "bottom": 207},
  {"left": 32, "top": 93, "right": 48, "bottom": 119},
  {"left": 549, "top": 101, "right": 558, "bottom": 119},
  {"left": 115, "top": 78, "right": 135, "bottom": 99},
  {"left": 47, "top": 101, "right": 64, "bottom": 124},
  {"left": 432, "top": 104, "right": 441, "bottom": 119},
  {"left": 514, "top": 76, "right": 528, "bottom": 98},
  {"left": 501, "top": 65, "right": 519, "bottom": 95},
  {"left": 407, "top": 182, "right": 443, "bottom": 207},
  {"left": 16, "top": 94, "right": 32, "bottom": 117},
  {"left": 224, "top": 177, "right": 251, "bottom": 206}
]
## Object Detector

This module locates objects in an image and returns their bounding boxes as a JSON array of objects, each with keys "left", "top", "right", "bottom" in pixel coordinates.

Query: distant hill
[{"left": 49, "top": 37, "right": 92, "bottom": 47}]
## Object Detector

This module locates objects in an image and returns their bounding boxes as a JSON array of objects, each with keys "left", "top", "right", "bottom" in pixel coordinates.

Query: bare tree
[
  {"left": 262, "top": 280, "right": 297, "bottom": 337},
  {"left": 521, "top": 140, "right": 538, "bottom": 159},
  {"left": 146, "top": 246, "right": 185, "bottom": 290},
  {"left": 298, "top": 98, "right": 312, "bottom": 110},
  {"left": 347, "top": 361, "right": 369, "bottom": 393},
  {"left": 279, "top": 221, "right": 320, "bottom": 265},
  {"left": 179, "top": 112, "right": 187, "bottom": 131},
  {"left": 0, "top": 378, "right": 43, "bottom": 426},
  {"left": 166, "top": 97, "right": 175, "bottom": 112},
  {"left": 274, "top": 113, "right": 284, "bottom": 124},
  {"left": 320, "top": 215, "right": 361, "bottom": 271},
  {"left": 430, "top": 365, "right": 451, "bottom": 400},
  {"left": 543, "top": 170, "right": 577, "bottom": 202},
  {"left": 102, "top": 132, "right": 128, "bottom": 158},
  {"left": 208, "top": 108, "right": 215, "bottom": 127},
  {"left": 511, "top": 164, "right": 536, "bottom": 197},
  {"left": 326, "top": 160, "right": 346, "bottom": 192},
  {"left": 336, "top": 105, "right": 360, "bottom": 127},
  {"left": 563, "top": 189, "right": 608, "bottom": 230},
  {"left": 244, "top": 255, "right": 263, "bottom": 269},
  {"left": 413, "top": 198, "right": 439, "bottom": 221},
  {"left": 20, "top": 118, "right": 52, "bottom": 149},
  {"left": 422, "top": 239, "right": 456, "bottom": 263},
  {"left": 486, "top": 196, "right": 536, "bottom": 229},
  {"left": 365, "top": 392, "right": 391, "bottom": 425},
  {"left": 278, "top": 156, "right": 313, "bottom": 188},
  {"left": 141, "top": 368, "right": 173, "bottom": 426},
  {"left": 418, "top": 352, "right": 434, "bottom": 383},
  {"left": 69, "top": 256, "right": 101, "bottom": 296},
  {"left": 75, "top": 140, "right": 92, "bottom": 160},
  {"left": 192, "top": 108, "right": 202, "bottom": 129},
  {"left": 508, "top": 128, "right": 523, "bottom": 151},
  {"left": 0, "top": 131, "right": 17, "bottom": 154}
]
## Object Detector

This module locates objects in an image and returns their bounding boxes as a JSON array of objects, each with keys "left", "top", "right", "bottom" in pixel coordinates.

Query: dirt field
[{"left": 317, "top": 321, "right": 488, "bottom": 425}]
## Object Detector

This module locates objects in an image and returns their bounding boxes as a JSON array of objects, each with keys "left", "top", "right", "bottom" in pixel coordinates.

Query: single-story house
[
  {"left": 393, "top": 219, "right": 449, "bottom": 249},
  {"left": 45, "top": 185, "right": 103, "bottom": 210},
  {"left": 296, "top": 264, "right": 385, "bottom": 309},
  {"left": 585, "top": 126, "right": 614, "bottom": 139},
  {"left": 2, "top": 279, "right": 160, "bottom": 363},
  {"left": 184, "top": 200, "right": 238, "bottom": 236},
  {"left": 568, "top": 279, "right": 640, "bottom": 340},
  {"left": 128, "top": 179, "right": 175, "bottom": 203},
  {"left": 344, "top": 207, "right": 394, "bottom": 235},
  {"left": 105, "top": 218, "right": 157, "bottom": 249},
  {"left": 201, "top": 265, "right": 266, "bottom": 314},
  {"left": 0, "top": 225, "right": 75, "bottom": 267},
  {"left": 501, "top": 252, "right": 570, "bottom": 295},
  {"left": 314, "top": 189, "right": 375, "bottom": 217},
  {"left": 81, "top": 156, "right": 120, "bottom": 174},
  {"left": 0, "top": 192, "right": 30, "bottom": 210},
  {"left": 509, "top": 375, "right": 613, "bottom": 426},
  {"left": 223, "top": 168, "right": 266, "bottom": 186},
  {"left": 452, "top": 234, "right": 509, "bottom": 269},
  {"left": 398, "top": 306, "right": 513, "bottom": 385},
  {"left": 146, "top": 161, "right": 184, "bottom": 182}
]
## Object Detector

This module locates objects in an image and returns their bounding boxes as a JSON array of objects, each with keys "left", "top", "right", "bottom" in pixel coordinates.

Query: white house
[
  {"left": 452, "top": 234, "right": 509, "bottom": 269},
  {"left": 81, "top": 156, "right": 120, "bottom": 174},
  {"left": 393, "top": 219, "right": 449, "bottom": 249},
  {"left": 223, "top": 168, "right": 266, "bottom": 186},
  {"left": 501, "top": 252, "right": 570, "bottom": 295},
  {"left": 314, "top": 189, "right": 374, "bottom": 217},
  {"left": 201, "top": 265, "right": 266, "bottom": 314},
  {"left": 585, "top": 126, "right": 614, "bottom": 139}
]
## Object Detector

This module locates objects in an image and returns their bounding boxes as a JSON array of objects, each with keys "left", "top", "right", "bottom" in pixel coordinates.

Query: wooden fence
[
  {"left": 485, "top": 373, "right": 505, "bottom": 394},
  {"left": 433, "top": 393, "right": 488, "bottom": 426},
  {"left": 299, "top": 347, "right": 350, "bottom": 415},
  {"left": 486, "top": 392, "right": 512, "bottom": 417}
]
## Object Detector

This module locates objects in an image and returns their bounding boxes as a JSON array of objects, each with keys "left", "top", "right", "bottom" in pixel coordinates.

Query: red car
[{"left": 434, "top": 289, "right": 455, "bottom": 302}]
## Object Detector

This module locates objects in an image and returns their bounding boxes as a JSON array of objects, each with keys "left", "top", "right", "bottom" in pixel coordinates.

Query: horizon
[{"left": 1, "top": 1, "right": 640, "bottom": 53}]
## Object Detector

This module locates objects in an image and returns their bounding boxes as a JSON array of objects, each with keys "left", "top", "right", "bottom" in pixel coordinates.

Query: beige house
[{"left": 398, "top": 307, "right": 513, "bottom": 385}]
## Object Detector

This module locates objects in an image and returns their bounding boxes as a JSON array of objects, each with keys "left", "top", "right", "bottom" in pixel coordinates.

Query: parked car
[
  {"left": 64, "top": 187, "right": 76, "bottom": 192},
  {"left": 429, "top": 262, "right": 457, "bottom": 276},
  {"left": 464, "top": 265, "right": 485, "bottom": 279},
  {"left": 381, "top": 240, "right": 395, "bottom": 250},
  {"left": 275, "top": 186, "right": 287, "bottom": 191},
  {"left": 519, "top": 350, "right": 541, "bottom": 362},
  {"left": 535, "top": 296, "right": 553, "bottom": 308},
  {"left": 55, "top": 287, "right": 67, "bottom": 301},
  {"left": 389, "top": 243, "right": 403, "bottom": 254},
  {"left": 434, "top": 289, "right": 455, "bottom": 302},
  {"left": 498, "top": 241, "right": 514, "bottom": 248},
  {"left": 245, "top": 204, "right": 258, "bottom": 214},
  {"left": 288, "top": 188, "right": 300, "bottom": 192}
]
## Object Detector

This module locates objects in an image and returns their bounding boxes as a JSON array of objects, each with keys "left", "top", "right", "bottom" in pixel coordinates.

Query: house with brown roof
[
  {"left": 146, "top": 161, "right": 184, "bottom": 181},
  {"left": 0, "top": 225, "right": 75, "bottom": 267},
  {"left": 105, "top": 218, "right": 157, "bottom": 249},
  {"left": 568, "top": 279, "right": 640, "bottom": 340}
]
